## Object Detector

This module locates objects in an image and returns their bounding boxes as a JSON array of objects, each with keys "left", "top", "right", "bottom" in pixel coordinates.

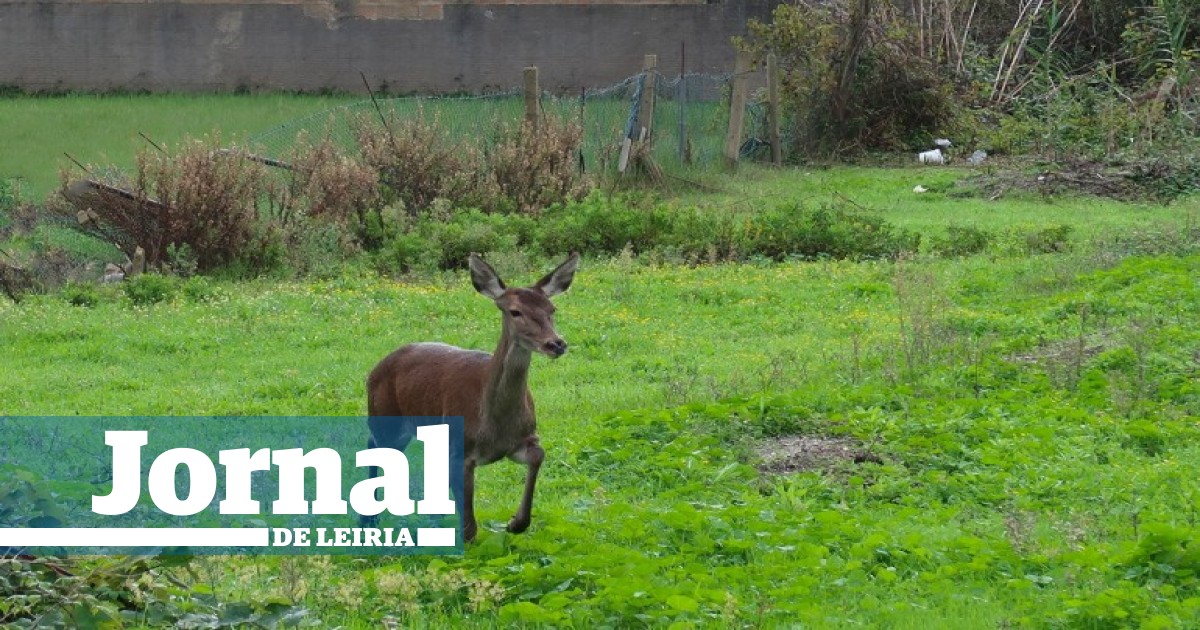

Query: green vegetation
[
  {"left": 1, "top": 3, "right": 1198, "bottom": 617},
  {"left": 4, "top": 178, "right": 1200, "bottom": 624},
  {"left": 0, "top": 93, "right": 358, "bottom": 198}
]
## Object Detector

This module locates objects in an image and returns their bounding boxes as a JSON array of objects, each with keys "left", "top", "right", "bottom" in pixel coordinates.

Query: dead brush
[
  {"left": 283, "top": 133, "right": 381, "bottom": 243},
  {"left": 484, "top": 116, "right": 589, "bottom": 213},
  {"left": 58, "top": 134, "right": 273, "bottom": 271},
  {"left": 354, "top": 111, "right": 477, "bottom": 215}
]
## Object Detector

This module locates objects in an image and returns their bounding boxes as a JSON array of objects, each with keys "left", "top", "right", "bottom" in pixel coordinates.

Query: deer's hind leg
[{"left": 358, "top": 418, "right": 416, "bottom": 527}]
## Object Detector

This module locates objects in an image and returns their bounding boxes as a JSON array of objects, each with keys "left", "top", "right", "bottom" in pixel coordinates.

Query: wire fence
[{"left": 245, "top": 71, "right": 772, "bottom": 178}]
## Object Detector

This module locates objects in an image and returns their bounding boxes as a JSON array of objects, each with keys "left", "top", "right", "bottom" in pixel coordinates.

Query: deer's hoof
[{"left": 506, "top": 516, "right": 531, "bottom": 534}]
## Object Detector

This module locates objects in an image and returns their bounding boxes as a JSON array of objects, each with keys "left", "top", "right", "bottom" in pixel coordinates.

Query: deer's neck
[{"left": 482, "top": 321, "right": 532, "bottom": 427}]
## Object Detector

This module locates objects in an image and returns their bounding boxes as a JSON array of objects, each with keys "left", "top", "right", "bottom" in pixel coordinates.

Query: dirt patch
[
  {"left": 757, "top": 435, "right": 881, "bottom": 475},
  {"left": 1009, "top": 331, "right": 1116, "bottom": 369},
  {"left": 954, "top": 160, "right": 1175, "bottom": 202}
]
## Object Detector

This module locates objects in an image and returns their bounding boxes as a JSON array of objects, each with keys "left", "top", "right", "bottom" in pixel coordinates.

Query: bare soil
[{"left": 756, "top": 435, "right": 881, "bottom": 475}]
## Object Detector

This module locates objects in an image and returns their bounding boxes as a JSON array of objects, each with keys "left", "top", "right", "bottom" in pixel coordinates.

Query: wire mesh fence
[{"left": 245, "top": 71, "right": 772, "bottom": 178}]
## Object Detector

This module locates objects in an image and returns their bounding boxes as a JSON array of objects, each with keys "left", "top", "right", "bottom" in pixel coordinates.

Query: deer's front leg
[
  {"left": 461, "top": 460, "right": 478, "bottom": 543},
  {"left": 507, "top": 437, "right": 544, "bottom": 534}
]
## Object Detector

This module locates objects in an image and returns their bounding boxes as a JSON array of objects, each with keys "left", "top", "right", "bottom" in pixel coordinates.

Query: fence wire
[{"left": 246, "top": 72, "right": 772, "bottom": 176}]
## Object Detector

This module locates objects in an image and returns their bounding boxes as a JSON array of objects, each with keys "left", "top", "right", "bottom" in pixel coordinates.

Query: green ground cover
[
  {"left": 0, "top": 93, "right": 358, "bottom": 199},
  {"left": 3, "top": 231, "right": 1199, "bottom": 626},
  {"left": 4, "top": 93, "right": 1200, "bottom": 628}
]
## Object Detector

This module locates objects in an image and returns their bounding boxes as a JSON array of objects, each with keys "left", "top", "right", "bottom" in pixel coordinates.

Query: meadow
[
  {"left": 3, "top": 95, "right": 1200, "bottom": 627},
  {"left": 4, "top": 193, "right": 1200, "bottom": 627},
  {"left": 0, "top": 93, "right": 359, "bottom": 200}
]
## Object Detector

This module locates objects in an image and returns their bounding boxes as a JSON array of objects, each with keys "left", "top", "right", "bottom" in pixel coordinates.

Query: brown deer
[{"left": 362, "top": 252, "right": 579, "bottom": 542}]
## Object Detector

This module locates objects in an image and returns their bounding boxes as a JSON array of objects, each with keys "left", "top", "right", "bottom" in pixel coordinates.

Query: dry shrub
[
  {"left": 288, "top": 133, "right": 380, "bottom": 226},
  {"left": 354, "top": 111, "right": 478, "bottom": 214},
  {"left": 485, "top": 117, "right": 589, "bottom": 213},
  {"left": 58, "top": 135, "right": 274, "bottom": 271},
  {"left": 353, "top": 110, "right": 587, "bottom": 215}
]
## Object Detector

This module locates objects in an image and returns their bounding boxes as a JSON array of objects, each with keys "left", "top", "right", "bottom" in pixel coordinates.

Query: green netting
[{"left": 244, "top": 72, "right": 771, "bottom": 176}]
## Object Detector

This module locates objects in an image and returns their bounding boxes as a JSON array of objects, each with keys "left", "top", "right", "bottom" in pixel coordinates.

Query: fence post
[
  {"left": 724, "top": 50, "right": 752, "bottom": 170},
  {"left": 638, "top": 54, "right": 657, "bottom": 142},
  {"left": 524, "top": 66, "right": 539, "bottom": 130},
  {"left": 767, "top": 53, "right": 782, "bottom": 166},
  {"left": 678, "top": 41, "right": 689, "bottom": 164}
]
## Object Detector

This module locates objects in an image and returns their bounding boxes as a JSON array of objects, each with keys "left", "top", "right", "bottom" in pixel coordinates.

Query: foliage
[
  {"left": 355, "top": 111, "right": 475, "bottom": 216},
  {"left": 379, "top": 192, "right": 921, "bottom": 271},
  {"left": 51, "top": 136, "right": 276, "bottom": 272},
  {"left": 484, "top": 118, "right": 590, "bottom": 214},
  {"left": 60, "top": 281, "right": 100, "bottom": 307},
  {"left": 122, "top": 273, "right": 178, "bottom": 306},
  {"left": 354, "top": 111, "right": 589, "bottom": 217},
  {"left": 0, "top": 467, "right": 317, "bottom": 628},
  {"left": 5, "top": 243, "right": 1200, "bottom": 626},
  {"left": 280, "top": 133, "right": 382, "bottom": 246},
  {"left": 929, "top": 225, "right": 993, "bottom": 257},
  {"left": 742, "top": 1, "right": 959, "bottom": 156}
]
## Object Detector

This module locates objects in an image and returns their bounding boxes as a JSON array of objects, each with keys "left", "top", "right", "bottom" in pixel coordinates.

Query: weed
[
  {"left": 122, "top": 273, "right": 177, "bottom": 306},
  {"left": 61, "top": 281, "right": 99, "bottom": 307}
]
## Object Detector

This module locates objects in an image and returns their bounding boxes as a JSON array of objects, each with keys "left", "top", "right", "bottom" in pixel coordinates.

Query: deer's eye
[{"left": 509, "top": 310, "right": 522, "bottom": 318}]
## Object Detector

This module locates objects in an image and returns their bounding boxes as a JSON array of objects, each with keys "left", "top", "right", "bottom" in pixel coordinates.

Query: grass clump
[{"left": 122, "top": 273, "right": 177, "bottom": 306}]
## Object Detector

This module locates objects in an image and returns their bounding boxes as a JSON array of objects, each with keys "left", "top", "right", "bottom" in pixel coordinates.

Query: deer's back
[{"left": 367, "top": 342, "right": 492, "bottom": 421}]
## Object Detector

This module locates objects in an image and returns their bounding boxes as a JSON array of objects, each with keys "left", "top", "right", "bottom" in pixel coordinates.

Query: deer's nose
[{"left": 544, "top": 339, "right": 568, "bottom": 356}]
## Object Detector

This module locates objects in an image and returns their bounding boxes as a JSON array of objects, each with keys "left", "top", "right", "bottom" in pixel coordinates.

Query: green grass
[
  {"left": 4, "top": 235, "right": 1200, "bottom": 626},
  {"left": 0, "top": 93, "right": 359, "bottom": 199},
  {"left": 0, "top": 90, "right": 733, "bottom": 203},
  {"left": 682, "top": 164, "right": 1200, "bottom": 240}
]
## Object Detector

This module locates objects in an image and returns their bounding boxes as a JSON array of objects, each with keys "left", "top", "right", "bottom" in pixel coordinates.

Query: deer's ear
[
  {"left": 469, "top": 253, "right": 506, "bottom": 299},
  {"left": 535, "top": 252, "right": 580, "bottom": 298}
]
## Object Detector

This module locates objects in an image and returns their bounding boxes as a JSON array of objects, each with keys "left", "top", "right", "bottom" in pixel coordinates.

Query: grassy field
[
  {"left": 0, "top": 89, "right": 731, "bottom": 203},
  {"left": 3, "top": 202, "right": 1200, "bottom": 626},
  {"left": 0, "top": 93, "right": 359, "bottom": 199},
  {"left": 4, "top": 93, "right": 1200, "bottom": 628},
  {"left": 680, "top": 165, "right": 1199, "bottom": 239}
]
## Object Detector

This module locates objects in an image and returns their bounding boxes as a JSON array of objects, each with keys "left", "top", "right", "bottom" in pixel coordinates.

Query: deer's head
[{"left": 469, "top": 252, "right": 579, "bottom": 359}]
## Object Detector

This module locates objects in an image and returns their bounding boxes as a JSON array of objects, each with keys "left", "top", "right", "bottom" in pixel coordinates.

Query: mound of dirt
[{"left": 757, "top": 435, "right": 881, "bottom": 475}]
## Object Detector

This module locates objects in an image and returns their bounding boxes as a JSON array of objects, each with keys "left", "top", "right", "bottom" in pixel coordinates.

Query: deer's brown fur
[{"left": 363, "top": 253, "right": 579, "bottom": 542}]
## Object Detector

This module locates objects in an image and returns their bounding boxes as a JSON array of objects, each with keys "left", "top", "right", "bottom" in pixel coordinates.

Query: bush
[
  {"left": 994, "top": 223, "right": 1075, "bottom": 256},
  {"left": 930, "top": 225, "right": 994, "bottom": 257},
  {"left": 354, "top": 111, "right": 589, "bottom": 217},
  {"left": 355, "top": 111, "right": 477, "bottom": 215},
  {"left": 485, "top": 119, "right": 590, "bottom": 214},
  {"left": 123, "top": 273, "right": 177, "bottom": 306},
  {"left": 1025, "top": 224, "right": 1074, "bottom": 254},
  {"left": 283, "top": 133, "right": 383, "bottom": 246},
  {"left": 534, "top": 191, "right": 673, "bottom": 256},
  {"left": 182, "top": 276, "right": 224, "bottom": 303},
  {"left": 741, "top": 2, "right": 959, "bottom": 157},
  {"left": 747, "top": 202, "right": 921, "bottom": 261},
  {"left": 56, "top": 135, "right": 276, "bottom": 272},
  {"left": 61, "top": 281, "right": 100, "bottom": 307},
  {"left": 377, "top": 193, "right": 920, "bottom": 271}
]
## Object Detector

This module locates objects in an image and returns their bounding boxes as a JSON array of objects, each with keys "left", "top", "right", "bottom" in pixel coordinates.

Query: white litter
[
  {"left": 918, "top": 148, "right": 944, "bottom": 165},
  {"left": 913, "top": 185, "right": 928, "bottom": 193}
]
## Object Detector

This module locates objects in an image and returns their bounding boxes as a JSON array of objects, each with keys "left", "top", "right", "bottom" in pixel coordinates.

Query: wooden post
[
  {"left": 724, "top": 50, "right": 752, "bottom": 170},
  {"left": 767, "top": 53, "right": 782, "bottom": 166},
  {"left": 524, "top": 66, "right": 539, "bottom": 130},
  {"left": 678, "top": 41, "right": 688, "bottom": 164},
  {"left": 637, "top": 54, "right": 657, "bottom": 142}
]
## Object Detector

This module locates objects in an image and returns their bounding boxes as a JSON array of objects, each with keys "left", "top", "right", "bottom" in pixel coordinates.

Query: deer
[{"left": 361, "top": 252, "right": 579, "bottom": 542}]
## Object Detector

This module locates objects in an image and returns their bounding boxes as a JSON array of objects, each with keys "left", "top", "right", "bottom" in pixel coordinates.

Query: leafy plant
[{"left": 122, "top": 273, "right": 177, "bottom": 306}]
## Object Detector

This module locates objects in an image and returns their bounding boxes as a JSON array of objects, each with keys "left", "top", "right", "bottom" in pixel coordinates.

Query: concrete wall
[{"left": 0, "top": 0, "right": 779, "bottom": 93}]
